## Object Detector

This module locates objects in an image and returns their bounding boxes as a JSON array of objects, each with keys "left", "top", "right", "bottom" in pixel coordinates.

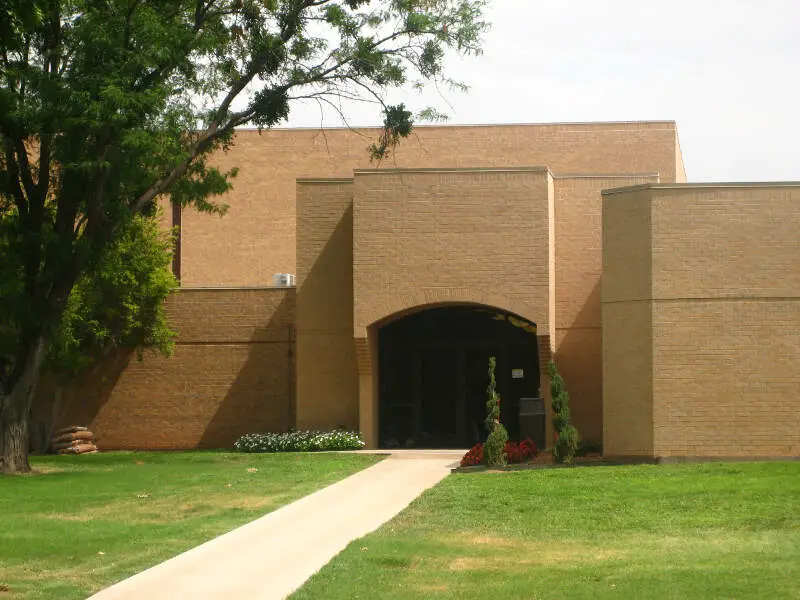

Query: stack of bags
[{"left": 51, "top": 426, "right": 98, "bottom": 455}]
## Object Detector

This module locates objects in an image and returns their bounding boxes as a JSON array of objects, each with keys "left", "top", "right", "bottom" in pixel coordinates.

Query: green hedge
[{"left": 233, "top": 430, "right": 365, "bottom": 453}]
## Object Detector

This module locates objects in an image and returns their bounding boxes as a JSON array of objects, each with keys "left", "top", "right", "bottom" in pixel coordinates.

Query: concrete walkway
[{"left": 88, "top": 451, "right": 461, "bottom": 600}]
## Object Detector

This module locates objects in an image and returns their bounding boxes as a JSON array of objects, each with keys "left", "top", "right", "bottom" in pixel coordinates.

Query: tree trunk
[
  {"left": 0, "top": 337, "right": 48, "bottom": 474},
  {"left": 0, "top": 401, "right": 31, "bottom": 474}
]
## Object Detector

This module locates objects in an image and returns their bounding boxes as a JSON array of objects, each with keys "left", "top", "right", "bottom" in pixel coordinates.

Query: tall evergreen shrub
[
  {"left": 549, "top": 360, "right": 580, "bottom": 464},
  {"left": 484, "top": 357, "right": 509, "bottom": 467}
]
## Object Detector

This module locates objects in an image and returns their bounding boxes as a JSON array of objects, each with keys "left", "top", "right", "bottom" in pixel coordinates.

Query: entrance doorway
[{"left": 378, "top": 306, "right": 539, "bottom": 448}]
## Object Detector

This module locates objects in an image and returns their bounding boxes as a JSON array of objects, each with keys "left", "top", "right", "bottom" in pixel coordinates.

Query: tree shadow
[
  {"left": 196, "top": 292, "right": 295, "bottom": 448},
  {"left": 30, "top": 352, "right": 130, "bottom": 452},
  {"left": 293, "top": 201, "right": 360, "bottom": 431},
  {"left": 31, "top": 291, "right": 296, "bottom": 451}
]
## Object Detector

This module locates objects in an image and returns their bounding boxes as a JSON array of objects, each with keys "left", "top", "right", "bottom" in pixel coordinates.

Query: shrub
[
  {"left": 484, "top": 356, "right": 509, "bottom": 467},
  {"left": 233, "top": 430, "right": 365, "bottom": 453},
  {"left": 504, "top": 438, "right": 539, "bottom": 463},
  {"left": 460, "top": 443, "right": 484, "bottom": 467},
  {"left": 549, "top": 360, "right": 580, "bottom": 464},
  {"left": 484, "top": 423, "right": 509, "bottom": 467},
  {"left": 459, "top": 438, "right": 539, "bottom": 468}
]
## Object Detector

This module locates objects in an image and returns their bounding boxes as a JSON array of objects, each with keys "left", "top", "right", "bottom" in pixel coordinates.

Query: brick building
[{"left": 43, "top": 121, "right": 800, "bottom": 459}]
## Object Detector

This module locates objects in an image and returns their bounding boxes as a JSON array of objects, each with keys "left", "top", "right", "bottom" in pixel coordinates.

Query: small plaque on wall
[{"left": 511, "top": 368, "right": 524, "bottom": 379}]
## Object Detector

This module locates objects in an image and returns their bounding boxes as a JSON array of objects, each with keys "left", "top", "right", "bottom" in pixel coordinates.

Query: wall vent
[{"left": 272, "top": 273, "right": 296, "bottom": 287}]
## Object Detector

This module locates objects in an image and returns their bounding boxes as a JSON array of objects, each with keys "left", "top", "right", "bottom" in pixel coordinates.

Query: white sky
[{"left": 280, "top": 0, "right": 800, "bottom": 182}]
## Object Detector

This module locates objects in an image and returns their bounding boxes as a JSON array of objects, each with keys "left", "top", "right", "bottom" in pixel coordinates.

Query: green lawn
[
  {"left": 293, "top": 462, "right": 800, "bottom": 600},
  {"left": 0, "top": 451, "right": 381, "bottom": 600}
]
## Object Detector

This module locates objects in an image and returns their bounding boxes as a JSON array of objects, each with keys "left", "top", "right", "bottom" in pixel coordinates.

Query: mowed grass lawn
[
  {"left": 0, "top": 451, "right": 381, "bottom": 600},
  {"left": 293, "top": 462, "right": 800, "bottom": 600}
]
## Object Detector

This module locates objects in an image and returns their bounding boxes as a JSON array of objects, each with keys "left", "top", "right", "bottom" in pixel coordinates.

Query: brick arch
[
  {"left": 354, "top": 291, "right": 554, "bottom": 449},
  {"left": 354, "top": 288, "right": 546, "bottom": 378},
  {"left": 355, "top": 287, "right": 541, "bottom": 339}
]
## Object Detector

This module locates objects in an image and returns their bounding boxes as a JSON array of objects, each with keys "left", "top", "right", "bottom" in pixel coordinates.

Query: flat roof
[
  {"left": 602, "top": 182, "right": 800, "bottom": 195},
  {"left": 353, "top": 166, "right": 551, "bottom": 175},
  {"left": 296, "top": 177, "right": 354, "bottom": 184},
  {"left": 233, "top": 119, "right": 678, "bottom": 134},
  {"left": 297, "top": 170, "right": 661, "bottom": 182}
]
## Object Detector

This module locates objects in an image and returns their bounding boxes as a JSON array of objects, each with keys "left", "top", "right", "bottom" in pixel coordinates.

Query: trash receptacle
[{"left": 518, "top": 397, "right": 546, "bottom": 450}]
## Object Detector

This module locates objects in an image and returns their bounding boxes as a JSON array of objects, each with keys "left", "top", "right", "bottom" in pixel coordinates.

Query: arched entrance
[{"left": 377, "top": 305, "right": 539, "bottom": 448}]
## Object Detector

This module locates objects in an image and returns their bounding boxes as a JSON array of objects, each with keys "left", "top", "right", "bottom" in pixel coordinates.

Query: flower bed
[
  {"left": 234, "top": 430, "right": 365, "bottom": 453},
  {"left": 459, "top": 437, "right": 539, "bottom": 467}
]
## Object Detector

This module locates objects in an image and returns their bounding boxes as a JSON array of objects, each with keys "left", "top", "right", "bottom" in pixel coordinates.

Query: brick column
[
  {"left": 355, "top": 333, "right": 378, "bottom": 449},
  {"left": 537, "top": 334, "right": 554, "bottom": 450}
]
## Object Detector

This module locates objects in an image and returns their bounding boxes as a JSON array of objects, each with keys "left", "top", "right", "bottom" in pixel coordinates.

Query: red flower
[
  {"left": 503, "top": 438, "right": 539, "bottom": 464},
  {"left": 460, "top": 443, "right": 484, "bottom": 467},
  {"left": 460, "top": 438, "right": 540, "bottom": 467}
]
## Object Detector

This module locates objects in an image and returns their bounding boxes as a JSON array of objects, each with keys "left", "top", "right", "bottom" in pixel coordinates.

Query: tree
[
  {"left": 0, "top": 0, "right": 488, "bottom": 473},
  {"left": 35, "top": 213, "right": 177, "bottom": 448}
]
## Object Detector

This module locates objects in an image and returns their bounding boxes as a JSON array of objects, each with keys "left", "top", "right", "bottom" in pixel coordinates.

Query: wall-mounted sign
[{"left": 511, "top": 368, "right": 524, "bottom": 379}]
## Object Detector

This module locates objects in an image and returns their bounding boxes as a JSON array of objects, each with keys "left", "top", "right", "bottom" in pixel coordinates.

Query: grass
[
  {"left": 292, "top": 462, "right": 800, "bottom": 600},
  {"left": 0, "top": 451, "right": 381, "bottom": 600}
]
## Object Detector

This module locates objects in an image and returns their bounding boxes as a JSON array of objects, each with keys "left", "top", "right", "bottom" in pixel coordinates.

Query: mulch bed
[{"left": 451, "top": 451, "right": 613, "bottom": 473}]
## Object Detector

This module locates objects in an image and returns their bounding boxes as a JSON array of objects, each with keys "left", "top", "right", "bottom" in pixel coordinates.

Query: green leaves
[
  {"left": 0, "top": 0, "right": 44, "bottom": 52},
  {"left": 250, "top": 33, "right": 287, "bottom": 76},
  {"left": 549, "top": 360, "right": 581, "bottom": 464},
  {"left": 234, "top": 430, "right": 366, "bottom": 452},
  {"left": 419, "top": 39, "right": 444, "bottom": 76},
  {"left": 250, "top": 86, "right": 290, "bottom": 128},
  {"left": 369, "top": 103, "right": 413, "bottom": 161},
  {"left": 47, "top": 214, "right": 177, "bottom": 376},
  {"left": 483, "top": 356, "right": 508, "bottom": 467},
  {"left": 0, "top": 0, "right": 487, "bottom": 413},
  {"left": 325, "top": 3, "right": 358, "bottom": 35}
]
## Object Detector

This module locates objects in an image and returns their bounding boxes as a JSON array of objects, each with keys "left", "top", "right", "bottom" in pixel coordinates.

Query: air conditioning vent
[{"left": 272, "top": 273, "right": 296, "bottom": 287}]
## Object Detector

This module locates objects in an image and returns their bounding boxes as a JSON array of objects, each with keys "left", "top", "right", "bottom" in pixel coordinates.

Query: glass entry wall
[{"left": 378, "top": 306, "right": 539, "bottom": 448}]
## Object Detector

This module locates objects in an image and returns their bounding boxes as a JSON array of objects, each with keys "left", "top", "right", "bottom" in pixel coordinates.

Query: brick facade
[
  {"left": 351, "top": 168, "right": 556, "bottom": 447},
  {"left": 180, "top": 121, "right": 681, "bottom": 286},
  {"left": 49, "top": 120, "right": 799, "bottom": 459},
  {"left": 37, "top": 288, "right": 295, "bottom": 449},
  {"left": 295, "top": 179, "right": 359, "bottom": 432},
  {"left": 53, "top": 120, "right": 685, "bottom": 451},
  {"left": 554, "top": 175, "right": 659, "bottom": 442},
  {"left": 602, "top": 183, "right": 800, "bottom": 458}
]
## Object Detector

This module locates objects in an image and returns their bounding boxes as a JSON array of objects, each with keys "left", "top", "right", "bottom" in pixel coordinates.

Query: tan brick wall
[
  {"left": 601, "top": 188, "right": 655, "bottom": 456},
  {"left": 37, "top": 288, "right": 295, "bottom": 449},
  {"left": 554, "top": 175, "right": 658, "bottom": 442},
  {"left": 650, "top": 186, "right": 800, "bottom": 300},
  {"left": 602, "top": 302, "right": 655, "bottom": 456},
  {"left": 353, "top": 168, "right": 554, "bottom": 335},
  {"left": 675, "top": 131, "right": 687, "bottom": 183},
  {"left": 181, "top": 121, "right": 681, "bottom": 286},
  {"left": 652, "top": 300, "right": 799, "bottom": 457},
  {"left": 603, "top": 183, "right": 800, "bottom": 458},
  {"left": 295, "top": 180, "right": 359, "bottom": 431},
  {"left": 650, "top": 185, "right": 800, "bottom": 457},
  {"left": 348, "top": 168, "right": 554, "bottom": 446}
]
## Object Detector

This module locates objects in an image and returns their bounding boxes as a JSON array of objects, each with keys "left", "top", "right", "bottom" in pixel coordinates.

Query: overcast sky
[{"left": 281, "top": 0, "right": 800, "bottom": 182}]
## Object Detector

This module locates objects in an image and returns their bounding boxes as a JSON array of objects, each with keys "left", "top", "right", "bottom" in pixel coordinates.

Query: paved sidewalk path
[{"left": 88, "top": 451, "right": 460, "bottom": 600}]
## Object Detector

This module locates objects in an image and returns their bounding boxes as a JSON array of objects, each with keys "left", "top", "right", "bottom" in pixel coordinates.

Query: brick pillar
[
  {"left": 355, "top": 333, "right": 378, "bottom": 449},
  {"left": 538, "top": 334, "right": 554, "bottom": 450}
]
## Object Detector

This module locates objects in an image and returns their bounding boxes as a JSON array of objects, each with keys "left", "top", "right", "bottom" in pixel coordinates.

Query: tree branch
[
  {"left": 1, "top": 138, "right": 28, "bottom": 216},
  {"left": 11, "top": 138, "right": 37, "bottom": 205},
  {"left": 37, "top": 134, "right": 52, "bottom": 202},
  {"left": 131, "top": 126, "right": 222, "bottom": 214}
]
